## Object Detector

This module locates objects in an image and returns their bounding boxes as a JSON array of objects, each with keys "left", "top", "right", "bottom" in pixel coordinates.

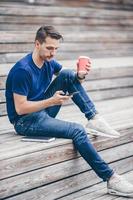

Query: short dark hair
[{"left": 35, "top": 26, "right": 63, "bottom": 44}]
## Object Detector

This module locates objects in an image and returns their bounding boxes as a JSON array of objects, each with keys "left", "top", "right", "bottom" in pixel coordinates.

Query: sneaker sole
[
  {"left": 86, "top": 128, "right": 120, "bottom": 138},
  {"left": 108, "top": 188, "right": 133, "bottom": 198}
]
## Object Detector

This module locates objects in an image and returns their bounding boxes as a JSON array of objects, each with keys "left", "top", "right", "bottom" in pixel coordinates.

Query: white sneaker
[
  {"left": 107, "top": 175, "right": 133, "bottom": 198},
  {"left": 86, "top": 114, "right": 120, "bottom": 138}
]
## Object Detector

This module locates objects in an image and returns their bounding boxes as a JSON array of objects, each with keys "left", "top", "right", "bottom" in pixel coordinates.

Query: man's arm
[{"left": 13, "top": 91, "right": 69, "bottom": 115}]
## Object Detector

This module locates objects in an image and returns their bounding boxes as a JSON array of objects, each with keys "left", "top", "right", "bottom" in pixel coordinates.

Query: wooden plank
[
  {"left": 58, "top": 170, "right": 133, "bottom": 200},
  {"left": 58, "top": 105, "right": 133, "bottom": 130},
  {"left": 0, "top": 0, "right": 133, "bottom": 7},
  {"left": 0, "top": 129, "right": 132, "bottom": 179},
  {"left": 0, "top": 16, "right": 133, "bottom": 29},
  {"left": 0, "top": 76, "right": 6, "bottom": 89},
  {"left": 0, "top": 49, "right": 133, "bottom": 63},
  {"left": 1, "top": 57, "right": 133, "bottom": 77},
  {"left": 0, "top": 113, "right": 133, "bottom": 155},
  {"left": 1, "top": 95, "right": 133, "bottom": 134},
  {"left": 89, "top": 87, "right": 133, "bottom": 101},
  {"left": 2, "top": 156, "right": 132, "bottom": 200},
  {"left": 0, "top": 31, "right": 133, "bottom": 43},
  {"left": 1, "top": 87, "right": 133, "bottom": 116},
  {"left": 1, "top": 23, "right": 133, "bottom": 32},
  {"left": 59, "top": 96, "right": 133, "bottom": 119},
  {"left": 0, "top": 142, "right": 133, "bottom": 198},
  {"left": 1, "top": 42, "right": 133, "bottom": 54},
  {"left": 1, "top": 76, "right": 133, "bottom": 101},
  {"left": 0, "top": 5, "right": 132, "bottom": 18},
  {"left": 0, "top": 90, "right": 5, "bottom": 103},
  {"left": 59, "top": 169, "right": 133, "bottom": 200}
]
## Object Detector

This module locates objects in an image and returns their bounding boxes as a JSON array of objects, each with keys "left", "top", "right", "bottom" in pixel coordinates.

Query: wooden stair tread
[
  {"left": 58, "top": 170, "right": 133, "bottom": 200},
  {"left": 0, "top": 56, "right": 133, "bottom": 76},
  {"left": 0, "top": 4, "right": 133, "bottom": 17},
  {"left": 0, "top": 31, "right": 133, "bottom": 43},
  {"left": 0, "top": 95, "right": 133, "bottom": 133},
  {"left": 0, "top": 146, "right": 132, "bottom": 200}
]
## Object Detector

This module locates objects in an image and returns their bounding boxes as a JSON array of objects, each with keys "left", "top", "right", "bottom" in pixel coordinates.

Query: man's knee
[
  {"left": 70, "top": 123, "right": 88, "bottom": 145},
  {"left": 59, "top": 69, "right": 76, "bottom": 81}
]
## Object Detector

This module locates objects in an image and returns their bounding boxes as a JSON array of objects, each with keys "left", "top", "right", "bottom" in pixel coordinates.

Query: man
[{"left": 6, "top": 26, "right": 133, "bottom": 198}]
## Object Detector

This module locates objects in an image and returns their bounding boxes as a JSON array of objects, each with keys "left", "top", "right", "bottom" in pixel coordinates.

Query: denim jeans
[{"left": 15, "top": 69, "right": 114, "bottom": 181}]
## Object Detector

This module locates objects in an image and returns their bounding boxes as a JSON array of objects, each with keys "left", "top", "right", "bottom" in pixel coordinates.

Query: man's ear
[{"left": 35, "top": 40, "right": 41, "bottom": 49}]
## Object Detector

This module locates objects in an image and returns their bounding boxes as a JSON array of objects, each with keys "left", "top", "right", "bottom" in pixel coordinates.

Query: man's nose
[{"left": 51, "top": 50, "right": 56, "bottom": 56}]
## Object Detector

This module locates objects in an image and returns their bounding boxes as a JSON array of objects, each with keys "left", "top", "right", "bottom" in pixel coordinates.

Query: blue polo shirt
[{"left": 5, "top": 53, "right": 62, "bottom": 124}]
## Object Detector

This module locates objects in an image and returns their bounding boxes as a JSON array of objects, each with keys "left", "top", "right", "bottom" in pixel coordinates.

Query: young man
[{"left": 6, "top": 26, "right": 133, "bottom": 198}]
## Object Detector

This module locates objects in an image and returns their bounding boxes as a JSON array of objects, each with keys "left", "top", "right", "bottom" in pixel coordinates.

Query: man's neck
[{"left": 32, "top": 50, "right": 44, "bottom": 68}]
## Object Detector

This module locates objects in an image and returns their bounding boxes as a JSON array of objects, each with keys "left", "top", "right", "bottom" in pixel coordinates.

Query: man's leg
[
  {"left": 45, "top": 69, "right": 120, "bottom": 138},
  {"left": 15, "top": 110, "right": 113, "bottom": 181},
  {"left": 15, "top": 111, "right": 133, "bottom": 198},
  {"left": 44, "top": 69, "right": 97, "bottom": 119}
]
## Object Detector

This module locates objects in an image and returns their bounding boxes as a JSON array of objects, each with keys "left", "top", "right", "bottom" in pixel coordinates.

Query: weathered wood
[
  {"left": 1, "top": 87, "right": 133, "bottom": 116},
  {"left": 1, "top": 104, "right": 133, "bottom": 148},
  {"left": 2, "top": 156, "right": 132, "bottom": 200},
  {"left": 0, "top": 1, "right": 133, "bottom": 200},
  {"left": 0, "top": 90, "right": 5, "bottom": 103},
  {"left": 1, "top": 43, "right": 133, "bottom": 54},
  {"left": 0, "top": 143, "right": 133, "bottom": 199},
  {"left": 1, "top": 57, "right": 133, "bottom": 77},
  {"left": 1, "top": 76, "right": 133, "bottom": 101},
  {"left": 0, "top": 0, "right": 133, "bottom": 8},
  {"left": 0, "top": 76, "right": 6, "bottom": 89},
  {"left": 0, "top": 5, "right": 133, "bottom": 18},
  {"left": 1, "top": 13, "right": 133, "bottom": 24},
  {"left": 0, "top": 128, "right": 132, "bottom": 177},
  {"left": 1, "top": 95, "right": 133, "bottom": 134},
  {"left": 0, "top": 31, "right": 133, "bottom": 43},
  {"left": 1, "top": 48, "right": 133, "bottom": 63},
  {"left": 58, "top": 170, "right": 133, "bottom": 200}
]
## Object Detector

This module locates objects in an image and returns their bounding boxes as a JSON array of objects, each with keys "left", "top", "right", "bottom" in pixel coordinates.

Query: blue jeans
[{"left": 15, "top": 69, "right": 114, "bottom": 181}]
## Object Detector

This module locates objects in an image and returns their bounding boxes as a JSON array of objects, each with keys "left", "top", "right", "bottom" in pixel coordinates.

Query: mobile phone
[
  {"left": 67, "top": 91, "right": 80, "bottom": 96},
  {"left": 61, "top": 91, "right": 80, "bottom": 96}
]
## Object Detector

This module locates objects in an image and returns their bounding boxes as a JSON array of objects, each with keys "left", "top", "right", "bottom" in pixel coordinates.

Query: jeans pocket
[{"left": 15, "top": 115, "right": 35, "bottom": 135}]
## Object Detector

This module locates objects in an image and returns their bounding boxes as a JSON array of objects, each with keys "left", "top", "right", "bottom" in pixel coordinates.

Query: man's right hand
[{"left": 50, "top": 91, "right": 70, "bottom": 105}]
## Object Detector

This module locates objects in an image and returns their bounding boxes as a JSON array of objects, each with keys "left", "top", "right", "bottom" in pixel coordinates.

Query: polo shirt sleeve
[
  {"left": 12, "top": 69, "right": 31, "bottom": 96},
  {"left": 52, "top": 60, "right": 62, "bottom": 74}
]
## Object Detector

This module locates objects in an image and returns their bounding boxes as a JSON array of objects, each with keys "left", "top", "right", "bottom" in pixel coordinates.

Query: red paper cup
[{"left": 77, "top": 56, "right": 90, "bottom": 78}]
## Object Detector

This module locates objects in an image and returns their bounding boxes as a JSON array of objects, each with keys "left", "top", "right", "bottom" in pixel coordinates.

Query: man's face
[{"left": 36, "top": 37, "right": 60, "bottom": 61}]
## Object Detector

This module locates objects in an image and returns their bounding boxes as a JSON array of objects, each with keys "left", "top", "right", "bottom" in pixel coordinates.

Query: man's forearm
[{"left": 16, "top": 98, "right": 54, "bottom": 115}]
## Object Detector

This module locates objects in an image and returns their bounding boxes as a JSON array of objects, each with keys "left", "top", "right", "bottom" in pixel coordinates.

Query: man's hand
[
  {"left": 77, "top": 58, "right": 92, "bottom": 80},
  {"left": 50, "top": 90, "right": 70, "bottom": 105},
  {"left": 13, "top": 91, "right": 70, "bottom": 115},
  {"left": 85, "top": 59, "right": 91, "bottom": 74}
]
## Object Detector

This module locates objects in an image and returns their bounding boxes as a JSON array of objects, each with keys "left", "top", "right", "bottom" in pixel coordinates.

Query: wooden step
[
  {"left": 58, "top": 170, "right": 133, "bottom": 200},
  {"left": 1, "top": 31, "right": 132, "bottom": 44},
  {"left": 0, "top": 77, "right": 133, "bottom": 103},
  {"left": 0, "top": 141, "right": 132, "bottom": 199},
  {"left": 1, "top": 75, "right": 133, "bottom": 97},
  {"left": 0, "top": 5, "right": 132, "bottom": 18},
  {"left": 0, "top": 16, "right": 132, "bottom": 31},
  {"left": 0, "top": 0, "right": 133, "bottom": 9},
  {"left": 1, "top": 49, "right": 133, "bottom": 64},
  {"left": 1, "top": 24, "right": 133, "bottom": 32},
  {"left": 1, "top": 95, "right": 133, "bottom": 135},
  {"left": 1, "top": 57, "right": 133, "bottom": 76},
  {"left": 1, "top": 86, "right": 133, "bottom": 117},
  {"left": 1, "top": 42, "right": 133, "bottom": 54}
]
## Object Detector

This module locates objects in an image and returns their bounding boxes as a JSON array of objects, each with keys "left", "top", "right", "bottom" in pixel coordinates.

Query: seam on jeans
[{"left": 71, "top": 83, "right": 96, "bottom": 116}]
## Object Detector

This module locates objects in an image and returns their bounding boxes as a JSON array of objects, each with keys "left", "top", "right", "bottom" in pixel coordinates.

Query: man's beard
[{"left": 40, "top": 54, "right": 53, "bottom": 61}]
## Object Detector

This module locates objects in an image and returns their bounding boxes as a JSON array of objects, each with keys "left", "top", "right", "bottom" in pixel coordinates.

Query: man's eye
[
  {"left": 46, "top": 47, "right": 58, "bottom": 51},
  {"left": 47, "top": 47, "right": 52, "bottom": 50}
]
